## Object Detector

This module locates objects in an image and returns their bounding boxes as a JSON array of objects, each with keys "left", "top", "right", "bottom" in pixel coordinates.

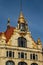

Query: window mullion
[
  {"left": 32, "top": 54, "right": 33, "bottom": 60},
  {"left": 8, "top": 51, "right": 9, "bottom": 57}
]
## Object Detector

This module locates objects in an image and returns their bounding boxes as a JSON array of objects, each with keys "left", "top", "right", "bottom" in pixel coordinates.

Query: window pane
[
  {"left": 18, "top": 37, "right": 27, "bottom": 47},
  {"left": 21, "top": 52, "right": 24, "bottom": 58},
  {"left": 6, "top": 51, "right": 14, "bottom": 58},
  {"left": 6, "top": 51, "right": 8, "bottom": 57},
  {"left": 31, "top": 63, "right": 38, "bottom": 65},
  {"left": 30, "top": 54, "right": 32, "bottom": 59},
  {"left": 36, "top": 55, "right": 38, "bottom": 60},
  {"left": 13, "top": 52, "right": 14, "bottom": 58},
  {"left": 18, "top": 62, "right": 27, "bottom": 65},
  {"left": 9, "top": 51, "right": 12, "bottom": 57},
  {"left": 6, "top": 61, "right": 14, "bottom": 65},
  {"left": 33, "top": 54, "right": 35, "bottom": 60},
  {"left": 18, "top": 52, "right": 20, "bottom": 58},
  {"left": 25, "top": 53, "right": 27, "bottom": 59},
  {"left": 20, "top": 23, "right": 26, "bottom": 31}
]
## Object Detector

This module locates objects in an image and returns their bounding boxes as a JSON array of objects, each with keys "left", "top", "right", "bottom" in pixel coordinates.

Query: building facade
[{"left": 0, "top": 12, "right": 43, "bottom": 65}]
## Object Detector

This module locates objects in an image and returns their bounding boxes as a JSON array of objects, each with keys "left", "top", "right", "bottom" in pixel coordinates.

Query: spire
[
  {"left": 18, "top": 11, "right": 25, "bottom": 23},
  {"left": 7, "top": 18, "right": 10, "bottom": 29},
  {"left": 18, "top": 0, "right": 25, "bottom": 23},
  {"left": 17, "top": 0, "right": 28, "bottom": 31}
]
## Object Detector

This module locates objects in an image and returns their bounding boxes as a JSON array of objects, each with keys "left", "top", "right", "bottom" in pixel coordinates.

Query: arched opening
[
  {"left": 18, "top": 62, "right": 27, "bottom": 65},
  {"left": 18, "top": 37, "right": 27, "bottom": 47},
  {"left": 6, "top": 61, "right": 15, "bottom": 65},
  {"left": 31, "top": 63, "right": 38, "bottom": 65},
  {"left": 19, "top": 23, "right": 26, "bottom": 31}
]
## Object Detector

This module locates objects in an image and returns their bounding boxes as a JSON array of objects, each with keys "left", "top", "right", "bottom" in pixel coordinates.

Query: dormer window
[{"left": 18, "top": 37, "right": 27, "bottom": 47}]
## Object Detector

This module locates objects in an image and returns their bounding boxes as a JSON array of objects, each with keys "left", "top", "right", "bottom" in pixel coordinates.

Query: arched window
[
  {"left": 18, "top": 62, "right": 27, "bottom": 65},
  {"left": 31, "top": 63, "right": 38, "bottom": 65},
  {"left": 18, "top": 37, "right": 27, "bottom": 47},
  {"left": 6, "top": 61, "right": 15, "bottom": 65},
  {"left": 20, "top": 23, "right": 26, "bottom": 31}
]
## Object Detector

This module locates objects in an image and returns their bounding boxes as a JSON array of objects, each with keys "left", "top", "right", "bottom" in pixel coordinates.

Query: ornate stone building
[{"left": 0, "top": 11, "right": 43, "bottom": 65}]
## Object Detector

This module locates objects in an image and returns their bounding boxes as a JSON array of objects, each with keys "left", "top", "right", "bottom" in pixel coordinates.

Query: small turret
[
  {"left": 37, "top": 38, "right": 42, "bottom": 45},
  {"left": 37, "top": 38, "right": 42, "bottom": 49},
  {"left": 18, "top": 11, "right": 25, "bottom": 23},
  {"left": 18, "top": 11, "right": 28, "bottom": 31}
]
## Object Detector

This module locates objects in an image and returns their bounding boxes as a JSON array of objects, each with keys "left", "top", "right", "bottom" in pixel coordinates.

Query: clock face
[{"left": 6, "top": 61, "right": 14, "bottom": 65}]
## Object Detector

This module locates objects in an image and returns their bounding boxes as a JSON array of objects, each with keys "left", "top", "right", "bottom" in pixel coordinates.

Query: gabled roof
[
  {"left": 5, "top": 26, "right": 15, "bottom": 42},
  {"left": 0, "top": 26, "right": 15, "bottom": 42}
]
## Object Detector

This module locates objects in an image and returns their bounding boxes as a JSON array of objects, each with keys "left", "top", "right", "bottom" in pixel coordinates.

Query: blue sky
[{"left": 0, "top": 0, "right": 43, "bottom": 44}]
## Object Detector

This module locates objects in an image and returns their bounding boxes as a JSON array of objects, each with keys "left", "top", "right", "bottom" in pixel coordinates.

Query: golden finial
[
  {"left": 37, "top": 38, "right": 42, "bottom": 45},
  {"left": 18, "top": 0, "right": 25, "bottom": 23},
  {"left": 18, "top": 11, "right": 25, "bottom": 23},
  {"left": 19, "top": 11, "right": 24, "bottom": 18}
]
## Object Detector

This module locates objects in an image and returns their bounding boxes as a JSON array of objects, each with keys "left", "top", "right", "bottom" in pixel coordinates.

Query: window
[
  {"left": 6, "top": 51, "right": 8, "bottom": 57},
  {"left": 31, "top": 63, "right": 38, "bottom": 65},
  {"left": 9, "top": 51, "right": 12, "bottom": 57},
  {"left": 25, "top": 53, "right": 27, "bottom": 59},
  {"left": 33, "top": 54, "right": 35, "bottom": 60},
  {"left": 36, "top": 55, "right": 38, "bottom": 60},
  {"left": 18, "top": 52, "right": 27, "bottom": 59},
  {"left": 30, "top": 54, "right": 32, "bottom": 59},
  {"left": 13, "top": 52, "right": 14, "bottom": 58},
  {"left": 30, "top": 54, "right": 38, "bottom": 60},
  {"left": 20, "top": 23, "right": 26, "bottom": 31},
  {"left": 21, "top": 52, "right": 24, "bottom": 58},
  {"left": 6, "top": 51, "right": 14, "bottom": 58},
  {"left": 6, "top": 61, "right": 14, "bottom": 65},
  {"left": 18, "top": 62, "right": 27, "bottom": 65},
  {"left": 18, "top": 37, "right": 27, "bottom": 47},
  {"left": 18, "top": 52, "right": 20, "bottom": 58}
]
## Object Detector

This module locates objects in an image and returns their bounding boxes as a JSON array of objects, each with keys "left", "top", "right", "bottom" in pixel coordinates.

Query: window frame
[
  {"left": 18, "top": 52, "right": 27, "bottom": 59},
  {"left": 30, "top": 53, "right": 38, "bottom": 60},
  {"left": 18, "top": 37, "right": 27, "bottom": 48},
  {"left": 19, "top": 23, "right": 26, "bottom": 31},
  {"left": 6, "top": 61, "right": 15, "bottom": 65},
  {"left": 6, "top": 51, "right": 14, "bottom": 58}
]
